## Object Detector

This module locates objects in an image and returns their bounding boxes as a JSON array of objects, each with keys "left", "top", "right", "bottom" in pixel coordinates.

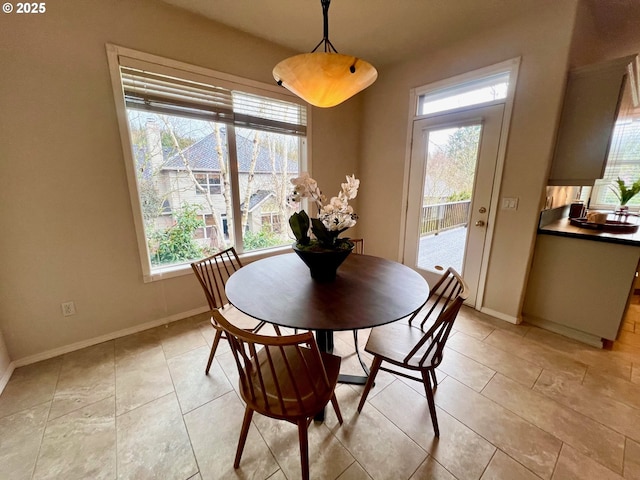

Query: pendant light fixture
[{"left": 273, "top": 0, "right": 378, "bottom": 108}]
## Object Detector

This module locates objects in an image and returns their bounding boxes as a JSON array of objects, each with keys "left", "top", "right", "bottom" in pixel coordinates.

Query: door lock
[
  {"left": 475, "top": 220, "right": 486, "bottom": 227},
  {"left": 479, "top": 207, "right": 487, "bottom": 213}
]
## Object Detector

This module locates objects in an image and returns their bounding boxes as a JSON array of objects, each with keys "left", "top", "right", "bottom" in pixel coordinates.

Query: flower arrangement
[
  {"left": 288, "top": 172, "right": 359, "bottom": 250},
  {"left": 611, "top": 177, "right": 640, "bottom": 207}
]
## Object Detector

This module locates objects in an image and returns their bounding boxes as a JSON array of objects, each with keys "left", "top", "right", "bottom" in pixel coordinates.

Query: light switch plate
[{"left": 501, "top": 197, "right": 519, "bottom": 210}]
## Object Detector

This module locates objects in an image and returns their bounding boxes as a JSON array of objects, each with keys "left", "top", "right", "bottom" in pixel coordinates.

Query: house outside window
[
  {"left": 107, "top": 45, "right": 308, "bottom": 281},
  {"left": 195, "top": 173, "right": 221, "bottom": 195},
  {"left": 193, "top": 214, "right": 218, "bottom": 240}
]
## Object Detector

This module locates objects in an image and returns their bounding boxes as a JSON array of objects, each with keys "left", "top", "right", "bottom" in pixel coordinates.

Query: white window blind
[
  {"left": 119, "top": 60, "right": 307, "bottom": 137},
  {"left": 590, "top": 84, "right": 640, "bottom": 208}
]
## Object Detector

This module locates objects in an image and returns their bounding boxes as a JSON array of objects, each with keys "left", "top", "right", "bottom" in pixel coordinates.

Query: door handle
[{"left": 475, "top": 220, "right": 486, "bottom": 227}]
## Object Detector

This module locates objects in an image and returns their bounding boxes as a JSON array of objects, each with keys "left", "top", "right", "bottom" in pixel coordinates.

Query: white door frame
[
  {"left": 399, "top": 57, "right": 520, "bottom": 309},
  {"left": 405, "top": 105, "right": 503, "bottom": 306}
]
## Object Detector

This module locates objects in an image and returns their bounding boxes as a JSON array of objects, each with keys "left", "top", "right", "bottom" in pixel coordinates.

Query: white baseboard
[
  {"left": 0, "top": 361, "right": 16, "bottom": 394},
  {"left": 524, "top": 316, "right": 604, "bottom": 348},
  {"left": 13, "top": 306, "right": 210, "bottom": 368},
  {"left": 479, "top": 307, "right": 521, "bottom": 325}
]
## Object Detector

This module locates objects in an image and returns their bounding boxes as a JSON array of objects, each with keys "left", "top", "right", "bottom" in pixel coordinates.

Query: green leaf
[
  {"left": 289, "top": 211, "right": 310, "bottom": 245},
  {"left": 612, "top": 177, "right": 640, "bottom": 205},
  {"left": 311, "top": 218, "right": 342, "bottom": 248}
]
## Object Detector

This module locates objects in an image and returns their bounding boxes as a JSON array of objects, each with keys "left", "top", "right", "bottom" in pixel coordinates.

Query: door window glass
[
  {"left": 417, "top": 124, "right": 481, "bottom": 272},
  {"left": 418, "top": 72, "right": 510, "bottom": 116}
]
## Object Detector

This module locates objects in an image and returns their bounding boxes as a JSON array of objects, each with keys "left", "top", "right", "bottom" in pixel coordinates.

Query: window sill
[{"left": 143, "top": 244, "right": 294, "bottom": 283}]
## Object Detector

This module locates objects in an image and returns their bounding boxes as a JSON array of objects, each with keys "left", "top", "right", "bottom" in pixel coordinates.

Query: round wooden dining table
[{"left": 225, "top": 252, "right": 429, "bottom": 376}]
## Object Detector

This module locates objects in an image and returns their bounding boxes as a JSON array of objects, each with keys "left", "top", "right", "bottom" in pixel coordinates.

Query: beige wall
[
  {"left": 0, "top": 0, "right": 359, "bottom": 360},
  {"left": 358, "top": 1, "right": 579, "bottom": 320},
  {"left": 570, "top": 0, "right": 640, "bottom": 68}
]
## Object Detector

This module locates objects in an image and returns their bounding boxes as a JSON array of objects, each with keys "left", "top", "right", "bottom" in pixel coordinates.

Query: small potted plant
[
  {"left": 611, "top": 177, "right": 640, "bottom": 213},
  {"left": 288, "top": 173, "right": 359, "bottom": 281}
]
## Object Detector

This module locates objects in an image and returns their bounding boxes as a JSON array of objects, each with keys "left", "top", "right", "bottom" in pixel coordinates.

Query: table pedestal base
[
  {"left": 337, "top": 373, "right": 367, "bottom": 385},
  {"left": 316, "top": 329, "right": 370, "bottom": 382},
  {"left": 316, "top": 329, "right": 334, "bottom": 354}
]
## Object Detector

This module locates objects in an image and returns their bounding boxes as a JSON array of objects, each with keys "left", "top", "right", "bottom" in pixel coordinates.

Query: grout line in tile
[
  {"left": 29, "top": 399, "right": 54, "bottom": 480},
  {"left": 482, "top": 330, "right": 592, "bottom": 382},
  {"left": 550, "top": 443, "right": 566, "bottom": 479},
  {"left": 489, "top": 373, "right": 628, "bottom": 475},
  {"left": 433, "top": 377, "right": 558, "bottom": 479},
  {"left": 172, "top": 389, "right": 201, "bottom": 480},
  {"left": 332, "top": 457, "right": 358, "bottom": 480},
  {"left": 532, "top": 371, "right": 640, "bottom": 451},
  {"left": 532, "top": 368, "right": 545, "bottom": 390},
  {"left": 623, "top": 436, "right": 629, "bottom": 479},
  {"left": 113, "top": 392, "right": 119, "bottom": 480},
  {"left": 479, "top": 448, "right": 498, "bottom": 480},
  {"left": 29, "top": 357, "right": 66, "bottom": 479}
]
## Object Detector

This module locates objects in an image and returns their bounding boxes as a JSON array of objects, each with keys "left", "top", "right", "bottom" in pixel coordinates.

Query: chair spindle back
[
  {"left": 191, "top": 247, "right": 242, "bottom": 310},
  {"left": 404, "top": 267, "right": 467, "bottom": 368},
  {"left": 351, "top": 238, "right": 364, "bottom": 255},
  {"left": 212, "top": 310, "right": 333, "bottom": 418}
]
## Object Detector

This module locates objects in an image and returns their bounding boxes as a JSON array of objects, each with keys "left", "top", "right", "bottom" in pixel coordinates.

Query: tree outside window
[
  {"left": 127, "top": 112, "right": 301, "bottom": 268},
  {"left": 109, "top": 48, "right": 308, "bottom": 276}
]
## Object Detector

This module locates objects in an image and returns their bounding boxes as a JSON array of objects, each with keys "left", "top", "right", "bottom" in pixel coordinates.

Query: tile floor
[{"left": 2, "top": 303, "right": 640, "bottom": 479}]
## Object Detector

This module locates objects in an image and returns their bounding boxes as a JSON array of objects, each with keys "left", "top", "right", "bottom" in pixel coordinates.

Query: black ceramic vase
[{"left": 292, "top": 243, "right": 353, "bottom": 282}]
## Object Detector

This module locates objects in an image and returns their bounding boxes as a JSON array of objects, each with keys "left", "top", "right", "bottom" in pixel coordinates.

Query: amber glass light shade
[{"left": 273, "top": 52, "right": 378, "bottom": 108}]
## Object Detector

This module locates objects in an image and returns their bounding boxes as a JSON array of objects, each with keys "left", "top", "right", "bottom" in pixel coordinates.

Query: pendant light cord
[{"left": 311, "top": 0, "right": 338, "bottom": 54}]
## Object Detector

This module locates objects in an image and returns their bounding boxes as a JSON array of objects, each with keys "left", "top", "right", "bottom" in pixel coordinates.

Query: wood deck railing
[{"left": 420, "top": 200, "right": 470, "bottom": 235}]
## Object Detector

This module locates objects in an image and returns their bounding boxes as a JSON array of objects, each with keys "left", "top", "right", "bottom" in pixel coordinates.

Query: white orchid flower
[
  {"left": 329, "top": 195, "right": 346, "bottom": 208},
  {"left": 341, "top": 174, "right": 360, "bottom": 200},
  {"left": 289, "top": 172, "right": 358, "bottom": 245},
  {"left": 291, "top": 173, "right": 325, "bottom": 209}
]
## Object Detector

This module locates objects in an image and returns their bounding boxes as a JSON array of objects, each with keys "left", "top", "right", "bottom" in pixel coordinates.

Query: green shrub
[
  {"left": 150, "top": 204, "right": 204, "bottom": 265},
  {"left": 244, "top": 228, "right": 283, "bottom": 250}
]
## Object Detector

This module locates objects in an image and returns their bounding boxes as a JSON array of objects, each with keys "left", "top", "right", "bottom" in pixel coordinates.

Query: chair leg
[
  {"left": 234, "top": 407, "right": 254, "bottom": 469},
  {"left": 357, "top": 356, "right": 382, "bottom": 413},
  {"left": 205, "top": 327, "right": 223, "bottom": 374},
  {"left": 421, "top": 370, "right": 440, "bottom": 437},
  {"left": 297, "top": 419, "right": 310, "bottom": 480},
  {"left": 255, "top": 320, "right": 282, "bottom": 336},
  {"left": 330, "top": 393, "right": 343, "bottom": 424},
  {"left": 430, "top": 369, "right": 438, "bottom": 389}
]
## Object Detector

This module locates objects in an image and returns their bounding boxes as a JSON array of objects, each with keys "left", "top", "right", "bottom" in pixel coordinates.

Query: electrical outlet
[
  {"left": 501, "top": 197, "right": 519, "bottom": 210},
  {"left": 61, "top": 301, "right": 76, "bottom": 316}
]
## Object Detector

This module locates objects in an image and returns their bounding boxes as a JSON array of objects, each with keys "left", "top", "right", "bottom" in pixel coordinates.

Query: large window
[
  {"left": 589, "top": 113, "right": 640, "bottom": 209},
  {"left": 107, "top": 46, "right": 308, "bottom": 280}
]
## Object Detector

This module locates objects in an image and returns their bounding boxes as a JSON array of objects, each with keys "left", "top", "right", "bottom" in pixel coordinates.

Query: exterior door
[{"left": 403, "top": 104, "right": 503, "bottom": 306}]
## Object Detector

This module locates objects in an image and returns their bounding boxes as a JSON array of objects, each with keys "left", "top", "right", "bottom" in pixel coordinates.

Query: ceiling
[
  {"left": 158, "top": 0, "right": 564, "bottom": 67},
  {"left": 157, "top": 0, "right": 640, "bottom": 70}
]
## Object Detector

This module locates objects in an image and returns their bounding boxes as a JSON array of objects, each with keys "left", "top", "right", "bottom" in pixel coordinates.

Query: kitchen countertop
[
  {"left": 528, "top": 205, "right": 640, "bottom": 346},
  {"left": 539, "top": 216, "right": 640, "bottom": 246}
]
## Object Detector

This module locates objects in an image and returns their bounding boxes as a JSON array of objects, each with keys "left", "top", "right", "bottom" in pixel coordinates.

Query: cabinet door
[{"left": 548, "top": 57, "right": 632, "bottom": 186}]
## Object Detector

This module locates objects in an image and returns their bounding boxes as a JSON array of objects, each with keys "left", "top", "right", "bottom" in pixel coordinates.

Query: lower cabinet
[{"left": 523, "top": 234, "right": 640, "bottom": 346}]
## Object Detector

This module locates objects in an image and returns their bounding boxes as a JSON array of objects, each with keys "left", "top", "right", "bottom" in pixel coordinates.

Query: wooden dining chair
[
  {"left": 191, "top": 247, "right": 277, "bottom": 374},
  {"left": 350, "top": 238, "right": 364, "bottom": 254},
  {"left": 212, "top": 310, "right": 343, "bottom": 480},
  {"left": 357, "top": 267, "right": 468, "bottom": 437}
]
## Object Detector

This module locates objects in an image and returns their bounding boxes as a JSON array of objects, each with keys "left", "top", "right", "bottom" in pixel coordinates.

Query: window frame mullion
[{"left": 227, "top": 126, "right": 244, "bottom": 254}]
